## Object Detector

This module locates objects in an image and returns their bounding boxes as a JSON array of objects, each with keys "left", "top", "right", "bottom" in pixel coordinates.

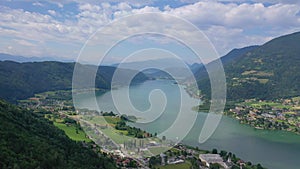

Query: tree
[
  {"left": 220, "top": 150, "right": 227, "bottom": 157},
  {"left": 257, "top": 164, "right": 264, "bottom": 169},
  {"left": 212, "top": 148, "right": 218, "bottom": 154},
  {"left": 210, "top": 163, "right": 221, "bottom": 169},
  {"left": 231, "top": 165, "right": 240, "bottom": 169},
  {"left": 164, "top": 155, "right": 168, "bottom": 165}
]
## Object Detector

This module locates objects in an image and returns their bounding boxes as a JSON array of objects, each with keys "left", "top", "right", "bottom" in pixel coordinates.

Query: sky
[{"left": 0, "top": 0, "right": 300, "bottom": 64}]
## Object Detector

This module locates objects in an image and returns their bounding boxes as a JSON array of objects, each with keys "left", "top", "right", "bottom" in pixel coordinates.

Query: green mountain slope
[
  {"left": 0, "top": 61, "right": 148, "bottom": 102},
  {"left": 197, "top": 32, "right": 300, "bottom": 101},
  {"left": 0, "top": 100, "right": 116, "bottom": 169},
  {"left": 193, "top": 45, "right": 259, "bottom": 80}
]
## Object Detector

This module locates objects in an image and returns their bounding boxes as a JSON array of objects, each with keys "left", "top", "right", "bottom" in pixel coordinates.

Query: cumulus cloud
[
  {"left": 164, "top": 1, "right": 300, "bottom": 29},
  {"left": 204, "top": 26, "right": 272, "bottom": 54},
  {"left": 0, "top": 7, "right": 75, "bottom": 42},
  {"left": 160, "top": 1, "right": 300, "bottom": 54},
  {"left": 0, "top": 0, "right": 300, "bottom": 60}
]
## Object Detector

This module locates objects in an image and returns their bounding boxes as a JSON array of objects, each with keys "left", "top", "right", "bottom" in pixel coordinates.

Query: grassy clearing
[
  {"left": 283, "top": 111, "right": 297, "bottom": 115},
  {"left": 170, "top": 147, "right": 180, "bottom": 153},
  {"left": 99, "top": 127, "right": 131, "bottom": 144},
  {"left": 155, "top": 161, "right": 191, "bottom": 169},
  {"left": 246, "top": 101, "right": 292, "bottom": 109},
  {"left": 242, "top": 70, "right": 257, "bottom": 75},
  {"left": 292, "top": 97, "right": 300, "bottom": 102},
  {"left": 88, "top": 116, "right": 129, "bottom": 143},
  {"left": 257, "top": 78, "right": 269, "bottom": 84},
  {"left": 241, "top": 70, "right": 273, "bottom": 77},
  {"left": 116, "top": 130, "right": 128, "bottom": 135},
  {"left": 54, "top": 122, "right": 91, "bottom": 142},
  {"left": 104, "top": 116, "right": 121, "bottom": 124},
  {"left": 149, "top": 146, "right": 171, "bottom": 155},
  {"left": 90, "top": 116, "right": 121, "bottom": 126},
  {"left": 142, "top": 150, "right": 153, "bottom": 157},
  {"left": 291, "top": 106, "right": 300, "bottom": 110}
]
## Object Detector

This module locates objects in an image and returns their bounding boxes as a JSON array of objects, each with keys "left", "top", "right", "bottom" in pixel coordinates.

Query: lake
[{"left": 74, "top": 79, "right": 300, "bottom": 169}]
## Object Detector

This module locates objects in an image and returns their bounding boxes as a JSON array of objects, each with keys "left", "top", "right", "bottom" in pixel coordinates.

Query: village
[
  {"left": 19, "top": 90, "right": 265, "bottom": 169},
  {"left": 226, "top": 97, "right": 300, "bottom": 133}
]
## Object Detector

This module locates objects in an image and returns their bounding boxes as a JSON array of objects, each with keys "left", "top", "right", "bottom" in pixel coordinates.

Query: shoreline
[{"left": 18, "top": 88, "right": 266, "bottom": 168}]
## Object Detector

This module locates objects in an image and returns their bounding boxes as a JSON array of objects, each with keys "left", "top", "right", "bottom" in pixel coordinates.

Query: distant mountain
[
  {"left": 111, "top": 58, "right": 188, "bottom": 70},
  {"left": 196, "top": 32, "right": 300, "bottom": 101},
  {"left": 189, "top": 62, "right": 204, "bottom": 74},
  {"left": 0, "top": 53, "right": 74, "bottom": 62},
  {"left": 0, "top": 61, "right": 148, "bottom": 102},
  {"left": 142, "top": 68, "right": 174, "bottom": 80},
  {"left": 0, "top": 100, "right": 116, "bottom": 169},
  {"left": 113, "top": 58, "right": 201, "bottom": 80}
]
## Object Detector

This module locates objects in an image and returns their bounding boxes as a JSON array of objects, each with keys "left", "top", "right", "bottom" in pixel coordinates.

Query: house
[
  {"left": 160, "top": 153, "right": 167, "bottom": 165},
  {"left": 147, "top": 141, "right": 159, "bottom": 147},
  {"left": 168, "top": 159, "right": 184, "bottom": 165},
  {"left": 199, "top": 154, "right": 229, "bottom": 168}
]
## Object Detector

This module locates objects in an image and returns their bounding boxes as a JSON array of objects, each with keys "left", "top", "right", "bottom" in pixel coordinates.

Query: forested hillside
[
  {"left": 0, "top": 61, "right": 148, "bottom": 102},
  {"left": 196, "top": 32, "right": 300, "bottom": 101},
  {"left": 0, "top": 100, "right": 116, "bottom": 169}
]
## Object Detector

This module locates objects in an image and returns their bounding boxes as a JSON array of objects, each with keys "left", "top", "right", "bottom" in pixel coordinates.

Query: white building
[{"left": 199, "top": 154, "right": 229, "bottom": 168}]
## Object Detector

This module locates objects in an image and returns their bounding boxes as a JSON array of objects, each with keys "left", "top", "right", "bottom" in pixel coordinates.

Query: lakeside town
[
  {"left": 190, "top": 82, "right": 300, "bottom": 135},
  {"left": 19, "top": 90, "right": 265, "bottom": 169},
  {"left": 226, "top": 97, "right": 300, "bottom": 134}
]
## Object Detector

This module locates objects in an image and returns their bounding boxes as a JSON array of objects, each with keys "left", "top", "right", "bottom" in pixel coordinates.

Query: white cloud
[
  {"left": 47, "top": 10, "right": 56, "bottom": 16},
  {"left": 57, "top": 2, "right": 64, "bottom": 8},
  {"left": 13, "top": 39, "right": 36, "bottom": 47},
  {"left": 32, "top": 2, "right": 44, "bottom": 7},
  {"left": 116, "top": 2, "right": 132, "bottom": 11},
  {"left": 1, "top": 0, "right": 300, "bottom": 61},
  {"left": 159, "top": 1, "right": 300, "bottom": 54},
  {"left": 204, "top": 26, "right": 272, "bottom": 55},
  {"left": 211, "top": 0, "right": 300, "bottom": 4},
  {"left": 164, "top": 1, "right": 300, "bottom": 29}
]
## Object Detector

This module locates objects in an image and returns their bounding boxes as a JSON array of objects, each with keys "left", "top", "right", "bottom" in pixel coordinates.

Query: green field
[
  {"left": 54, "top": 122, "right": 91, "bottom": 142},
  {"left": 155, "top": 161, "right": 191, "bottom": 169},
  {"left": 82, "top": 116, "right": 162, "bottom": 146},
  {"left": 149, "top": 146, "right": 171, "bottom": 155},
  {"left": 89, "top": 116, "right": 121, "bottom": 126},
  {"left": 86, "top": 116, "right": 130, "bottom": 143},
  {"left": 100, "top": 127, "right": 131, "bottom": 144},
  {"left": 243, "top": 101, "right": 292, "bottom": 109},
  {"left": 104, "top": 116, "right": 121, "bottom": 125}
]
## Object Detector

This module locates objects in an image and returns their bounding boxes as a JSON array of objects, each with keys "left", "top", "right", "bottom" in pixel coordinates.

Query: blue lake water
[{"left": 74, "top": 80, "right": 300, "bottom": 169}]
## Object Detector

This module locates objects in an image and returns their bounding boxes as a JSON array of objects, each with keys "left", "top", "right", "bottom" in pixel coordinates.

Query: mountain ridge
[
  {"left": 0, "top": 61, "right": 148, "bottom": 103},
  {"left": 196, "top": 31, "right": 300, "bottom": 101},
  {"left": 0, "top": 53, "right": 74, "bottom": 63}
]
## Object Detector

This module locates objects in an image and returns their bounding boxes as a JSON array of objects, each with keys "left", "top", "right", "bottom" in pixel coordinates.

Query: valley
[
  {"left": 1, "top": 1, "right": 300, "bottom": 168},
  {"left": 18, "top": 87, "right": 266, "bottom": 169},
  {"left": 0, "top": 25, "right": 299, "bottom": 169}
]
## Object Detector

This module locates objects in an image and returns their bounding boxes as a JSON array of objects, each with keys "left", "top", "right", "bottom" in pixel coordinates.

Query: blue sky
[{"left": 0, "top": 0, "right": 300, "bottom": 64}]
